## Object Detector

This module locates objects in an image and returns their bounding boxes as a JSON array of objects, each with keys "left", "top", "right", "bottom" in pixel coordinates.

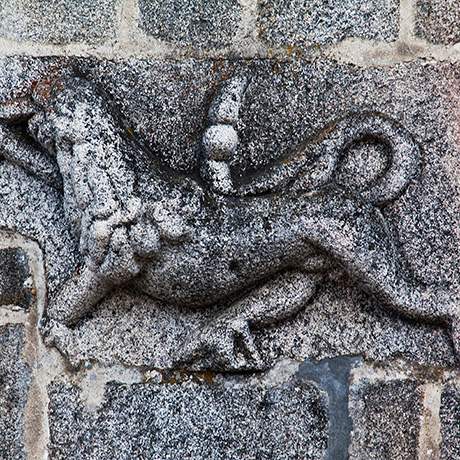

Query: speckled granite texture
[
  {"left": 1, "top": 58, "right": 458, "bottom": 370},
  {"left": 0, "top": 0, "right": 459, "bottom": 458},
  {"left": 0, "top": 325, "right": 30, "bottom": 459}
]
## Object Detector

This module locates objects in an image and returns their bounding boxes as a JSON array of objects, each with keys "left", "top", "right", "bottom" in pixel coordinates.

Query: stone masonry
[{"left": 0, "top": 1, "right": 459, "bottom": 459}]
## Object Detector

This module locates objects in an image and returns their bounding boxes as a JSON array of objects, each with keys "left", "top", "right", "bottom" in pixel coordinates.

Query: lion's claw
[{"left": 184, "top": 316, "right": 262, "bottom": 370}]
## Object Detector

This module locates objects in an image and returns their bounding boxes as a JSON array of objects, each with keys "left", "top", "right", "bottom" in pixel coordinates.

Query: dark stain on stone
[
  {"left": 297, "top": 355, "right": 362, "bottom": 460},
  {"left": 0, "top": 248, "right": 32, "bottom": 309}
]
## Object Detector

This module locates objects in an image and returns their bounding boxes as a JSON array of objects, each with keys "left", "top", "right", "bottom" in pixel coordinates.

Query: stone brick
[
  {"left": 0, "top": 0, "right": 119, "bottom": 45},
  {"left": 0, "top": 325, "right": 30, "bottom": 459},
  {"left": 38, "top": 59, "right": 457, "bottom": 371},
  {"left": 258, "top": 0, "right": 399, "bottom": 47},
  {"left": 0, "top": 58, "right": 457, "bottom": 370},
  {"left": 349, "top": 379, "right": 423, "bottom": 459},
  {"left": 138, "top": 0, "right": 242, "bottom": 48},
  {"left": 0, "top": 248, "right": 32, "bottom": 309},
  {"left": 415, "top": 0, "right": 460, "bottom": 45},
  {"left": 48, "top": 377, "right": 328, "bottom": 459},
  {"left": 440, "top": 384, "right": 460, "bottom": 459}
]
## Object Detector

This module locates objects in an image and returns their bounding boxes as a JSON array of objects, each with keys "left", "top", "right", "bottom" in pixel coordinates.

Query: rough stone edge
[
  {"left": 349, "top": 360, "right": 460, "bottom": 459},
  {"left": 0, "top": 231, "right": 57, "bottom": 460}
]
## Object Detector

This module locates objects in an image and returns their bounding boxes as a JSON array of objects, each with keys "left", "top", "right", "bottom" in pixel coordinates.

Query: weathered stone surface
[
  {"left": 299, "top": 357, "right": 359, "bottom": 460},
  {"left": 349, "top": 379, "right": 423, "bottom": 459},
  {"left": 0, "top": 58, "right": 459, "bottom": 372},
  {"left": 48, "top": 375, "right": 328, "bottom": 459},
  {"left": 0, "top": 248, "right": 32, "bottom": 309},
  {"left": 258, "top": 0, "right": 399, "bottom": 47},
  {"left": 138, "top": 0, "right": 241, "bottom": 48},
  {"left": 0, "top": 57, "right": 77, "bottom": 299},
  {"left": 415, "top": 0, "right": 460, "bottom": 45},
  {"left": 440, "top": 384, "right": 460, "bottom": 459},
  {"left": 0, "top": 0, "right": 119, "bottom": 45},
  {"left": 0, "top": 325, "right": 30, "bottom": 459}
]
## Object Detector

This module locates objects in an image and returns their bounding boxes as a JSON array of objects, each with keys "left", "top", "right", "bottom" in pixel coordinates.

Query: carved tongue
[{"left": 0, "top": 122, "right": 62, "bottom": 189}]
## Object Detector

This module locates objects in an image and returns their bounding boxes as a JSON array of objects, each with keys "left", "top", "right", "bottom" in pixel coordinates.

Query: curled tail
[
  {"left": 201, "top": 76, "right": 420, "bottom": 204},
  {"left": 312, "top": 113, "right": 421, "bottom": 206}
]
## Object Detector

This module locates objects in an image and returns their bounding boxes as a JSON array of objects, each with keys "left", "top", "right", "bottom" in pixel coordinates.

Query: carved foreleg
[
  {"left": 47, "top": 216, "right": 160, "bottom": 325},
  {"left": 180, "top": 271, "right": 319, "bottom": 370},
  {"left": 45, "top": 266, "right": 109, "bottom": 325}
]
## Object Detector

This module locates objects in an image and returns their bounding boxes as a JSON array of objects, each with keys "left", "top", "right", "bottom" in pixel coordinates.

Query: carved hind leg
[
  {"left": 297, "top": 192, "right": 457, "bottom": 333},
  {"left": 179, "top": 271, "right": 319, "bottom": 370}
]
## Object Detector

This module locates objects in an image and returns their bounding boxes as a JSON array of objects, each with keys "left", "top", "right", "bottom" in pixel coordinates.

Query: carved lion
[{"left": 0, "top": 72, "right": 458, "bottom": 368}]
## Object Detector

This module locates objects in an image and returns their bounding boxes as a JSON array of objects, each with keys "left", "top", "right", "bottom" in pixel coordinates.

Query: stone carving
[{"left": 0, "top": 72, "right": 458, "bottom": 369}]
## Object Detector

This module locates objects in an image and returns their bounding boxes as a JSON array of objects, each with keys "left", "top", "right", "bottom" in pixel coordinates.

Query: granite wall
[{"left": 0, "top": 1, "right": 459, "bottom": 459}]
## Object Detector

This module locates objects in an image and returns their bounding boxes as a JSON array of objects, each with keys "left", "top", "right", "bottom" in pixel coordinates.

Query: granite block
[{"left": 258, "top": 0, "right": 399, "bottom": 47}]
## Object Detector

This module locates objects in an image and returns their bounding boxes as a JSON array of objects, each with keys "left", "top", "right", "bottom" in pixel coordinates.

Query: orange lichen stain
[
  {"left": 211, "top": 60, "right": 232, "bottom": 80},
  {"left": 32, "top": 77, "right": 56, "bottom": 104},
  {"left": 195, "top": 370, "right": 216, "bottom": 384},
  {"left": 286, "top": 45, "right": 297, "bottom": 57},
  {"left": 156, "top": 369, "right": 217, "bottom": 385}
]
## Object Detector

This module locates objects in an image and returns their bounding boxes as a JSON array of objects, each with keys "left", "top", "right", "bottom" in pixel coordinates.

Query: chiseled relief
[{"left": 0, "top": 71, "right": 458, "bottom": 370}]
